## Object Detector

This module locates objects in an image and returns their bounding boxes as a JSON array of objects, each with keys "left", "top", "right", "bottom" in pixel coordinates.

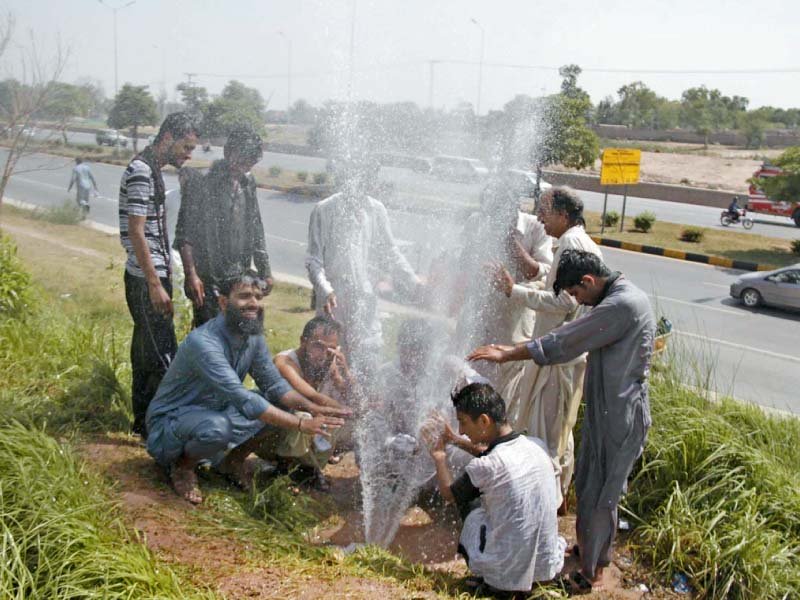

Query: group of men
[{"left": 118, "top": 111, "right": 656, "bottom": 597}]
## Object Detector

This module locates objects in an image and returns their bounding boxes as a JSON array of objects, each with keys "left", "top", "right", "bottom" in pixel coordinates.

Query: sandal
[
  {"left": 170, "top": 464, "right": 202, "bottom": 504},
  {"left": 555, "top": 570, "right": 597, "bottom": 595},
  {"left": 216, "top": 457, "right": 253, "bottom": 491}
]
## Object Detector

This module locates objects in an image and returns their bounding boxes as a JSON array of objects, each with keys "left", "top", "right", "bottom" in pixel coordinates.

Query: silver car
[{"left": 730, "top": 263, "right": 800, "bottom": 310}]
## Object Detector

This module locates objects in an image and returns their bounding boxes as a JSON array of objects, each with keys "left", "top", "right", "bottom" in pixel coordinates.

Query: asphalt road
[
  {"left": 3, "top": 149, "right": 799, "bottom": 414},
  {"left": 30, "top": 127, "right": 800, "bottom": 238}
]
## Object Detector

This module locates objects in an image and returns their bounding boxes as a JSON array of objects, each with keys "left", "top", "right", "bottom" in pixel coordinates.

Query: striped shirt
[{"left": 119, "top": 158, "right": 171, "bottom": 278}]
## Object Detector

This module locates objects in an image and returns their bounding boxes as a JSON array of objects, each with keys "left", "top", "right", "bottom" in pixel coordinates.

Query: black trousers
[
  {"left": 124, "top": 271, "right": 177, "bottom": 436},
  {"left": 191, "top": 286, "right": 221, "bottom": 328}
]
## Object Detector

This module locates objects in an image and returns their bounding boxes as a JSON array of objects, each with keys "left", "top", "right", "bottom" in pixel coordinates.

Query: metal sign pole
[
  {"left": 620, "top": 184, "right": 629, "bottom": 232},
  {"left": 601, "top": 188, "right": 609, "bottom": 234}
]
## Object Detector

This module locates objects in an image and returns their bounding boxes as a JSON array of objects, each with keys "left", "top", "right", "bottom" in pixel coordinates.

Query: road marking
[
  {"left": 647, "top": 293, "right": 741, "bottom": 317},
  {"left": 702, "top": 282, "right": 730, "bottom": 289},
  {"left": 13, "top": 176, "right": 66, "bottom": 191},
  {"left": 674, "top": 330, "right": 800, "bottom": 364},
  {"left": 289, "top": 219, "right": 308, "bottom": 226},
  {"left": 266, "top": 234, "right": 306, "bottom": 247}
]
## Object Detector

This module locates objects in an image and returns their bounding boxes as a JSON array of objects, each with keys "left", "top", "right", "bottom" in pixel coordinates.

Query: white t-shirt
[{"left": 458, "top": 434, "right": 564, "bottom": 590}]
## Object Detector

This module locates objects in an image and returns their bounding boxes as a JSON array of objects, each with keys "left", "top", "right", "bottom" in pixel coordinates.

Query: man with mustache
[
  {"left": 274, "top": 316, "right": 356, "bottom": 487},
  {"left": 145, "top": 272, "right": 347, "bottom": 504}
]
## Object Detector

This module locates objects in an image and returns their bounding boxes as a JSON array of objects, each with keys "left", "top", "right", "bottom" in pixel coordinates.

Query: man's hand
[
  {"left": 299, "top": 414, "right": 344, "bottom": 438},
  {"left": 184, "top": 274, "right": 205, "bottom": 307},
  {"left": 486, "top": 261, "right": 514, "bottom": 297},
  {"left": 323, "top": 292, "right": 337, "bottom": 317},
  {"left": 467, "top": 343, "right": 513, "bottom": 364},
  {"left": 148, "top": 280, "right": 173, "bottom": 316},
  {"left": 310, "top": 403, "right": 353, "bottom": 418},
  {"left": 420, "top": 417, "right": 447, "bottom": 461},
  {"left": 260, "top": 277, "right": 274, "bottom": 296}
]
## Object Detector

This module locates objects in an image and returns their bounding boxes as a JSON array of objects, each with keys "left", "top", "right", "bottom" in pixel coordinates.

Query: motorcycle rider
[{"left": 727, "top": 196, "right": 742, "bottom": 221}]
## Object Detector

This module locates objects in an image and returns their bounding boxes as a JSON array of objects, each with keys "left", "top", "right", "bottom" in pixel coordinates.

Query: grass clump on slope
[
  {"left": 624, "top": 363, "right": 800, "bottom": 599},
  {"left": 0, "top": 422, "right": 213, "bottom": 599}
]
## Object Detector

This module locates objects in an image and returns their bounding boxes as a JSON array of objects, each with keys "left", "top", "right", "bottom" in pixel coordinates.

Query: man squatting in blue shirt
[{"left": 145, "top": 271, "right": 349, "bottom": 504}]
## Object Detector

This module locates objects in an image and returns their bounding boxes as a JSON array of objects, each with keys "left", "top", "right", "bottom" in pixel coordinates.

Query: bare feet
[{"left": 170, "top": 464, "right": 202, "bottom": 504}]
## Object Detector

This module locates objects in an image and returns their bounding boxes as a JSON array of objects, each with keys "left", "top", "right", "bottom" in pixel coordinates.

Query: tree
[
  {"left": 0, "top": 11, "right": 70, "bottom": 208},
  {"left": 203, "top": 80, "right": 266, "bottom": 138},
  {"left": 41, "top": 82, "right": 91, "bottom": 143},
  {"left": 176, "top": 81, "right": 208, "bottom": 121},
  {"left": 615, "top": 81, "right": 659, "bottom": 128},
  {"left": 287, "top": 99, "right": 317, "bottom": 125},
  {"left": 680, "top": 86, "right": 747, "bottom": 147},
  {"left": 108, "top": 84, "right": 158, "bottom": 153},
  {"left": 539, "top": 93, "right": 599, "bottom": 170},
  {"left": 738, "top": 110, "right": 769, "bottom": 149},
  {"left": 558, "top": 64, "right": 589, "bottom": 102},
  {"left": 752, "top": 147, "right": 800, "bottom": 210}
]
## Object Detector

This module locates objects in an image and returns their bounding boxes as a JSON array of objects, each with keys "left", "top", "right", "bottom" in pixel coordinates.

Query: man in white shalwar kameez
[
  {"left": 305, "top": 161, "right": 421, "bottom": 379},
  {"left": 490, "top": 187, "right": 601, "bottom": 503}
]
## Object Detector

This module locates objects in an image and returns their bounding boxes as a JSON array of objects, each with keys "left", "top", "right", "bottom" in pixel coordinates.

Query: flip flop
[
  {"left": 170, "top": 465, "right": 202, "bottom": 504},
  {"left": 555, "top": 571, "right": 596, "bottom": 595}
]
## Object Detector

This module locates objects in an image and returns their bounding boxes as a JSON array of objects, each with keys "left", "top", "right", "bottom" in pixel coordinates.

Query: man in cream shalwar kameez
[{"left": 499, "top": 188, "right": 601, "bottom": 502}]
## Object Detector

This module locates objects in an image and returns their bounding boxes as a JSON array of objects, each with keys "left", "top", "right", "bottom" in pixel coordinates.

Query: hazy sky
[{"left": 4, "top": 0, "right": 799, "bottom": 112}]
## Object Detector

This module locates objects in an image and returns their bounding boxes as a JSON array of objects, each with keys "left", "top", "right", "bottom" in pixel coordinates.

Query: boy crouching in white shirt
[{"left": 422, "top": 383, "right": 565, "bottom": 598}]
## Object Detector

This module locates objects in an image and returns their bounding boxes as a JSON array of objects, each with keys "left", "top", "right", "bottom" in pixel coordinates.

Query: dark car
[
  {"left": 730, "top": 263, "right": 800, "bottom": 310},
  {"left": 96, "top": 129, "right": 128, "bottom": 147}
]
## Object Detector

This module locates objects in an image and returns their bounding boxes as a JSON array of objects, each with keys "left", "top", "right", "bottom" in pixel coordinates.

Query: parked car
[
  {"left": 376, "top": 152, "right": 432, "bottom": 173},
  {"left": 20, "top": 125, "right": 38, "bottom": 139},
  {"left": 431, "top": 155, "right": 489, "bottom": 182},
  {"left": 96, "top": 129, "right": 128, "bottom": 147},
  {"left": 730, "top": 263, "right": 800, "bottom": 310},
  {"left": 503, "top": 168, "right": 552, "bottom": 197}
]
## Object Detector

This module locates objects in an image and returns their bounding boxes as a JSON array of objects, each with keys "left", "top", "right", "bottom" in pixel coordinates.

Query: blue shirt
[{"left": 146, "top": 314, "right": 293, "bottom": 427}]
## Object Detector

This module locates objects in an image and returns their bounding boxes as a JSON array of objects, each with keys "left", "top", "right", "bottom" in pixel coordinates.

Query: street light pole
[
  {"left": 278, "top": 31, "right": 292, "bottom": 123},
  {"left": 470, "top": 18, "right": 485, "bottom": 116},
  {"left": 99, "top": 0, "right": 137, "bottom": 96}
]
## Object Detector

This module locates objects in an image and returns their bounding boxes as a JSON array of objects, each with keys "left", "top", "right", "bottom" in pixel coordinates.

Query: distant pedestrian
[
  {"left": 469, "top": 250, "right": 656, "bottom": 593},
  {"left": 67, "top": 157, "right": 98, "bottom": 217},
  {"left": 118, "top": 112, "right": 199, "bottom": 439}
]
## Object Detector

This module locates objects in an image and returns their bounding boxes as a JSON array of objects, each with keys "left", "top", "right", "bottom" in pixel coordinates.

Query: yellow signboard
[{"left": 600, "top": 148, "right": 641, "bottom": 185}]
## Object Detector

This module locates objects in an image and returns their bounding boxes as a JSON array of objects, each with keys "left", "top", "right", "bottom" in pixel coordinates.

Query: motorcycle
[
  {"left": 720, "top": 208, "right": 753, "bottom": 230},
  {"left": 202, "top": 142, "right": 212, "bottom": 153}
]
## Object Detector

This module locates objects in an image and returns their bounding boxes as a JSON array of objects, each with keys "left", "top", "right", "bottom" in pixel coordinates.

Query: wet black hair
[
  {"left": 217, "top": 269, "right": 262, "bottom": 297},
  {"left": 553, "top": 249, "right": 612, "bottom": 295},
  {"left": 153, "top": 112, "right": 200, "bottom": 145},
  {"left": 451, "top": 382, "right": 507, "bottom": 424},
  {"left": 301, "top": 316, "right": 343, "bottom": 340},
  {"left": 548, "top": 186, "right": 585, "bottom": 226},
  {"left": 224, "top": 126, "right": 264, "bottom": 163}
]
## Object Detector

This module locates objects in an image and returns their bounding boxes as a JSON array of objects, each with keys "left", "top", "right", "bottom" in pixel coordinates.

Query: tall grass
[
  {"left": 0, "top": 234, "right": 32, "bottom": 316},
  {"left": 624, "top": 356, "right": 800, "bottom": 599},
  {"left": 0, "top": 422, "right": 212, "bottom": 599}
]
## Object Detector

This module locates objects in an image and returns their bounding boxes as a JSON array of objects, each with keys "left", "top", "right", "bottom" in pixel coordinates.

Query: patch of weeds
[
  {"left": 0, "top": 234, "right": 33, "bottom": 316},
  {"left": 680, "top": 226, "right": 704, "bottom": 242},
  {"left": 29, "top": 200, "right": 83, "bottom": 225}
]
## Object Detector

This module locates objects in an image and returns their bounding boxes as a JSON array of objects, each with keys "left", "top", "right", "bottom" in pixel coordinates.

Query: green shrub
[
  {"left": 602, "top": 210, "right": 620, "bottom": 227},
  {"left": 791, "top": 239, "right": 800, "bottom": 255},
  {"left": 633, "top": 211, "right": 656, "bottom": 233},
  {"left": 29, "top": 200, "right": 83, "bottom": 224},
  {"left": 312, "top": 172, "right": 328, "bottom": 185},
  {"left": 268, "top": 165, "right": 282, "bottom": 177},
  {"left": 296, "top": 171, "right": 308, "bottom": 182},
  {"left": 0, "top": 234, "right": 32, "bottom": 316},
  {"left": 680, "top": 226, "right": 704, "bottom": 243}
]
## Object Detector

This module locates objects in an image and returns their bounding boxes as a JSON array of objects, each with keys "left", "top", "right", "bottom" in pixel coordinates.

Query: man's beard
[{"left": 225, "top": 305, "right": 264, "bottom": 336}]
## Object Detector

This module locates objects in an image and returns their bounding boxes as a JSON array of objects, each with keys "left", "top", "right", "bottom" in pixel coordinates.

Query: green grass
[
  {"left": 28, "top": 200, "right": 84, "bottom": 225},
  {"left": 0, "top": 422, "right": 214, "bottom": 599},
  {"left": 583, "top": 210, "right": 799, "bottom": 267},
  {"left": 623, "top": 349, "right": 800, "bottom": 599}
]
